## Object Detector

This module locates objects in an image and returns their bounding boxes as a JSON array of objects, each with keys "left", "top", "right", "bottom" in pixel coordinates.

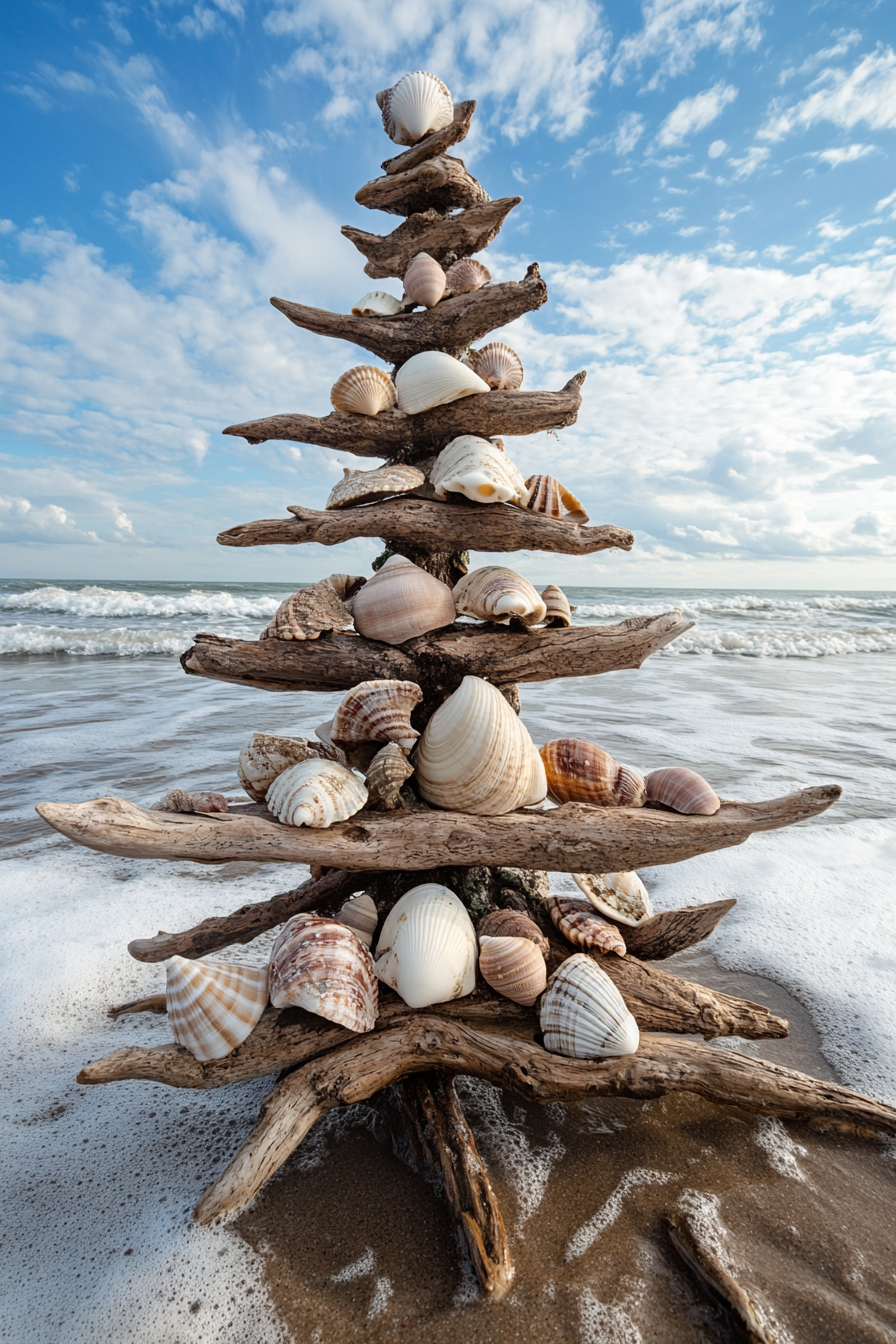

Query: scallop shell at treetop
[
  {"left": 350, "top": 553, "right": 456, "bottom": 646},
  {"left": 402, "top": 252, "right": 447, "bottom": 309},
  {"left": 269, "top": 913, "right": 377, "bottom": 1033},
  {"left": 238, "top": 733, "right": 347, "bottom": 803},
  {"left": 645, "top": 766, "right": 721, "bottom": 816},
  {"left": 445, "top": 258, "right": 490, "bottom": 295},
  {"left": 452, "top": 565, "right": 547, "bottom": 626},
  {"left": 478, "top": 935, "right": 546, "bottom": 1006},
  {"left": 326, "top": 463, "right": 425, "bottom": 511},
  {"left": 540, "top": 739, "right": 646, "bottom": 808},
  {"left": 330, "top": 366, "right": 397, "bottom": 417},
  {"left": 414, "top": 674, "right": 547, "bottom": 815},
  {"left": 374, "top": 884, "right": 476, "bottom": 1009},
  {"left": 166, "top": 956, "right": 268, "bottom": 1062},
  {"left": 571, "top": 871, "right": 654, "bottom": 928},
  {"left": 331, "top": 679, "right": 423, "bottom": 751},
  {"left": 266, "top": 758, "right": 367, "bottom": 828},
  {"left": 477, "top": 909, "right": 549, "bottom": 955},
  {"left": 541, "top": 954, "right": 639, "bottom": 1059},
  {"left": 429, "top": 435, "right": 528, "bottom": 506},
  {"left": 261, "top": 575, "right": 364, "bottom": 641},
  {"left": 523, "top": 474, "right": 589, "bottom": 525},
  {"left": 377, "top": 71, "right": 453, "bottom": 146},
  {"left": 394, "top": 351, "right": 488, "bottom": 416},
  {"left": 544, "top": 895, "right": 627, "bottom": 956},
  {"left": 540, "top": 585, "right": 572, "bottom": 628},
  {"left": 335, "top": 893, "right": 379, "bottom": 949},
  {"left": 464, "top": 343, "right": 524, "bottom": 391},
  {"left": 351, "top": 291, "right": 402, "bottom": 317},
  {"left": 365, "top": 742, "right": 415, "bottom": 809},
  {"left": 151, "top": 789, "right": 228, "bottom": 814}
]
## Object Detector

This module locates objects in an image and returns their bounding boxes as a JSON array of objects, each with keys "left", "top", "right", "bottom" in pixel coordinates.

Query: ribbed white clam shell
[
  {"left": 166, "top": 956, "right": 268, "bottom": 1062},
  {"left": 351, "top": 291, "right": 402, "bottom": 316},
  {"left": 330, "top": 366, "right": 396, "bottom": 416},
  {"left": 394, "top": 351, "right": 488, "bottom": 416},
  {"left": 402, "top": 252, "right": 447, "bottom": 309},
  {"left": 413, "top": 675, "right": 547, "bottom": 815},
  {"left": 269, "top": 913, "right": 378, "bottom": 1032},
  {"left": 478, "top": 934, "right": 546, "bottom": 1006},
  {"left": 326, "top": 463, "right": 424, "bottom": 510},
  {"left": 238, "top": 733, "right": 346, "bottom": 802},
  {"left": 331, "top": 678, "right": 423, "bottom": 751},
  {"left": 266, "top": 758, "right": 367, "bottom": 828},
  {"left": 350, "top": 554, "right": 456, "bottom": 646},
  {"left": 452, "top": 566, "right": 547, "bottom": 625},
  {"left": 429, "top": 435, "right": 527, "bottom": 505},
  {"left": 540, "top": 954, "right": 639, "bottom": 1059},
  {"left": 464, "top": 342, "right": 524, "bottom": 391},
  {"left": 374, "top": 883, "right": 476, "bottom": 1008},
  {"left": 571, "top": 871, "right": 654, "bottom": 927},
  {"left": 379, "top": 71, "right": 453, "bottom": 146}
]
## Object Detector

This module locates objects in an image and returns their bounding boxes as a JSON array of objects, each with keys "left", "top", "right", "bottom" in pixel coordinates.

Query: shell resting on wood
[
  {"left": 478, "top": 934, "right": 546, "bottom": 1006},
  {"left": 365, "top": 742, "right": 415, "bottom": 809},
  {"left": 402, "top": 252, "right": 447, "bottom": 309},
  {"left": 151, "top": 790, "right": 227, "bottom": 814},
  {"left": 335, "top": 893, "right": 379, "bottom": 949},
  {"left": 477, "top": 909, "right": 549, "bottom": 955},
  {"left": 540, "top": 584, "right": 572, "bottom": 628},
  {"left": 394, "top": 350, "right": 489, "bottom": 416},
  {"left": 464, "top": 342, "right": 524, "bottom": 391},
  {"left": 325, "top": 463, "right": 425, "bottom": 510},
  {"left": 375, "top": 883, "right": 477, "bottom": 1009},
  {"left": 349, "top": 554, "right": 456, "bottom": 646},
  {"left": 269, "top": 913, "right": 378, "bottom": 1033},
  {"left": 523, "top": 475, "right": 588, "bottom": 525},
  {"left": 166, "top": 956, "right": 268, "bottom": 1061},
  {"left": 445, "top": 257, "right": 490, "bottom": 294},
  {"left": 453, "top": 565, "right": 547, "bottom": 626},
  {"left": 540, "top": 953, "right": 640, "bottom": 1059},
  {"left": 540, "top": 739, "right": 646, "bottom": 808},
  {"left": 237, "top": 733, "right": 346, "bottom": 803},
  {"left": 544, "top": 895, "right": 627, "bottom": 956},
  {"left": 261, "top": 575, "right": 364, "bottom": 642},
  {"left": 646, "top": 767, "right": 721, "bottom": 816},
  {"left": 377, "top": 71, "right": 454, "bottom": 146},
  {"left": 330, "top": 366, "right": 397, "bottom": 417},
  {"left": 266, "top": 758, "right": 368, "bottom": 828},
  {"left": 351, "top": 291, "right": 402, "bottom": 317},
  {"left": 572, "top": 871, "right": 654, "bottom": 928},
  {"left": 430, "top": 435, "right": 527, "bottom": 506},
  {"left": 330, "top": 678, "right": 423, "bottom": 751}
]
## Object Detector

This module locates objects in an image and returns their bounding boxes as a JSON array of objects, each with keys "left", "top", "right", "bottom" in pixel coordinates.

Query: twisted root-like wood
[
  {"left": 342, "top": 197, "right": 521, "bottom": 279},
  {"left": 356, "top": 153, "right": 488, "bottom": 217}
]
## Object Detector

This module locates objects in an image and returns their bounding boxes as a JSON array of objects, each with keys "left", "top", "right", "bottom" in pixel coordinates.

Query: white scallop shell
[
  {"left": 523, "top": 475, "right": 589, "bottom": 524},
  {"left": 351, "top": 291, "right": 402, "bottom": 316},
  {"left": 452, "top": 565, "right": 547, "bottom": 626},
  {"left": 331, "top": 678, "right": 423, "bottom": 751},
  {"left": 540, "top": 954, "right": 639, "bottom": 1059},
  {"left": 394, "top": 351, "right": 489, "bottom": 416},
  {"left": 478, "top": 934, "right": 546, "bottom": 1006},
  {"left": 378, "top": 71, "right": 453, "bottom": 146},
  {"left": 645, "top": 767, "right": 721, "bottom": 816},
  {"left": 350, "top": 554, "right": 456, "bottom": 646},
  {"left": 571, "top": 871, "right": 654, "bottom": 928},
  {"left": 402, "top": 252, "right": 447, "bottom": 309},
  {"left": 464, "top": 342, "right": 524, "bottom": 391},
  {"left": 336, "top": 893, "right": 379, "bottom": 949},
  {"left": 166, "top": 956, "right": 268, "bottom": 1062},
  {"left": 374, "top": 883, "right": 477, "bottom": 1008},
  {"left": 445, "top": 258, "right": 490, "bottom": 295},
  {"left": 269, "top": 913, "right": 378, "bottom": 1032},
  {"left": 266, "top": 758, "right": 367, "bottom": 828},
  {"left": 429, "top": 435, "right": 528, "bottom": 505},
  {"left": 330, "top": 366, "right": 396, "bottom": 416},
  {"left": 326, "top": 463, "right": 425, "bottom": 510},
  {"left": 238, "top": 732, "right": 347, "bottom": 802}
]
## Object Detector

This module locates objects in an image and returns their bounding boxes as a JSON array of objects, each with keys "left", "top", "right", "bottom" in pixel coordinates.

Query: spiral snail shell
[
  {"left": 540, "top": 739, "right": 646, "bottom": 808},
  {"left": 543, "top": 895, "right": 627, "bottom": 956}
]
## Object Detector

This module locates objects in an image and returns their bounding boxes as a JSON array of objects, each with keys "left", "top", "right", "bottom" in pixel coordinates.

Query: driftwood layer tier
[
  {"left": 342, "top": 196, "right": 522, "bottom": 278},
  {"left": 355, "top": 154, "right": 488, "bottom": 216},
  {"left": 381, "top": 100, "right": 476, "bottom": 175}
]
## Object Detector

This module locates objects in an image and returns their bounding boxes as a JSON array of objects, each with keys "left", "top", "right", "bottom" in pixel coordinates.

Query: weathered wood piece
[
  {"left": 223, "top": 372, "right": 585, "bottom": 457},
  {"left": 109, "top": 994, "right": 167, "bottom": 1018},
  {"left": 39, "top": 786, "right": 842, "bottom": 876},
  {"left": 620, "top": 899, "right": 738, "bottom": 961},
  {"left": 666, "top": 1207, "right": 776, "bottom": 1343},
  {"left": 356, "top": 154, "right": 488, "bottom": 217},
  {"left": 342, "top": 197, "right": 522, "bottom": 279},
  {"left": 381, "top": 101, "right": 476, "bottom": 175}
]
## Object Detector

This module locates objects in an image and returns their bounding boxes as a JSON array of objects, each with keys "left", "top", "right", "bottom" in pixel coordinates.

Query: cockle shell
[
  {"left": 330, "top": 366, "right": 397, "bottom": 417},
  {"left": 544, "top": 895, "right": 627, "bottom": 956},
  {"left": 266, "top": 758, "right": 367, "bottom": 828},
  {"left": 478, "top": 935, "right": 546, "bottom": 1006},
  {"left": 540, "top": 584, "right": 572, "bottom": 628},
  {"left": 540, "top": 739, "right": 646, "bottom": 808},
  {"left": 452, "top": 565, "right": 547, "bottom": 626},
  {"left": 541, "top": 954, "right": 639, "bottom": 1059},
  {"left": 414, "top": 675, "right": 547, "bottom": 815},
  {"left": 429, "top": 435, "right": 528, "bottom": 506},
  {"left": 237, "top": 733, "right": 346, "bottom": 803},
  {"left": 445, "top": 258, "right": 490, "bottom": 295},
  {"left": 151, "top": 790, "right": 228, "bottom": 814},
  {"left": 374, "top": 883, "right": 476, "bottom": 1008},
  {"left": 261, "top": 574, "right": 364, "bottom": 641},
  {"left": 350, "top": 554, "right": 456, "bottom": 646},
  {"left": 269, "top": 913, "right": 377, "bottom": 1033},
  {"left": 335, "top": 893, "right": 379, "bottom": 949},
  {"left": 394, "top": 351, "right": 489, "bottom": 416},
  {"left": 478, "top": 909, "right": 549, "bottom": 955},
  {"left": 402, "top": 252, "right": 447, "bottom": 309},
  {"left": 330, "top": 679, "right": 423, "bottom": 751},
  {"left": 351, "top": 291, "right": 402, "bottom": 317},
  {"left": 464, "top": 342, "right": 524, "bottom": 391},
  {"left": 377, "top": 71, "right": 453, "bottom": 146},
  {"left": 166, "top": 956, "right": 268, "bottom": 1062},
  {"left": 645, "top": 767, "right": 721, "bottom": 816},
  {"left": 365, "top": 742, "right": 415, "bottom": 809},
  {"left": 523, "top": 475, "right": 589, "bottom": 525},
  {"left": 326, "top": 463, "right": 425, "bottom": 510},
  {"left": 571, "top": 871, "right": 654, "bottom": 928}
]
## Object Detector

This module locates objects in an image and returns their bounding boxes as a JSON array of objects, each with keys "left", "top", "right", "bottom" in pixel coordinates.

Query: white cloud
[
  {"left": 728, "top": 143, "right": 769, "bottom": 178},
  {"left": 655, "top": 80, "right": 737, "bottom": 146},
  {"left": 761, "top": 47, "right": 896, "bottom": 144},
  {"left": 611, "top": 0, "right": 764, "bottom": 90},
  {"left": 614, "top": 111, "right": 645, "bottom": 155},
  {"left": 0, "top": 495, "right": 101, "bottom": 545},
  {"left": 811, "top": 142, "right": 877, "bottom": 167},
  {"left": 708, "top": 138, "right": 726, "bottom": 157}
]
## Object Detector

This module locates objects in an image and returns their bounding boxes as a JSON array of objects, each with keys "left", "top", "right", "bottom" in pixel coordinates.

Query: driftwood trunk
[{"left": 341, "top": 197, "right": 522, "bottom": 279}]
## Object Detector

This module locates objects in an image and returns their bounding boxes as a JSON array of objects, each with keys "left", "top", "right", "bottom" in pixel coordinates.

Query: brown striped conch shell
[
  {"left": 464, "top": 342, "right": 524, "bottom": 391},
  {"left": 336, "top": 893, "right": 379, "bottom": 949},
  {"left": 414, "top": 675, "right": 547, "bottom": 815},
  {"left": 365, "top": 742, "right": 415, "bottom": 809},
  {"left": 478, "top": 935, "right": 546, "bottom": 1006},
  {"left": 265, "top": 758, "right": 367, "bottom": 828},
  {"left": 351, "top": 291, "right": 402, "bottom": 316},
  {"left": 330, "top": 679, "right": 423, "bottom": 751},
  {"left": 151, "top": 790, "right": 228, "bottom": 814},
  {"left": 540, "top": 739, "right": 646, "bottom": 808},
  {"left": 350, "top": 554, "right": 456, "bottom": 645},
  {"left": 445, "top": 257, "right": 490, "bottom": 294},
  {"left": 572, "top": 871, "right": 653, "bottom": 928},
  {"left": 261, "top": 574, "right": 364, "bottom": 641},
  {"left": 238, "top": 733, "right": 346, "bottom": 803},
  {"left": 166, "top": 956, "right": 268, "bottom": 1062},
  {"left": 430, "top": 435, "right": 528, "bottom": 505},
  {"left": 377, "top": 71, "right": 453, "bottom": 146},
  {"left": 326, "top": 462, "right": 425, "bottom": 510},
  {"left": 330, "top": 365, "right": 397, "bottom": 416},
  {"left": 452, "top": 565, "right": 547, "bottom": 626},
  {"left": 401, "top": 252, "right": 447, "bottom": 309},
  {"left": 374, "top": 884, "right": 476, "bottom": 1008},
  {"left": 478, "top": 909, "right": 549, "bottom": 955},
  {"left": 645, "top": 767, "right": 721, "bottom": 816},
  {"left": 269, "top": 913, "right": 377, "bottom": 1032},
  {"left": 523, "top": 475, "right": 588, "bottom": 524},
  {"left": 541, "top": 954, "right": 639, "bottom": 1059},
  {"left": 394, "top": 351, "right": 488, "bottom": 415},
  {"left": 544, "top": 895, "right": 627, "bottom": 956},
  {"left": 541, "top": 585, "right": 572, "bottom": 627}
]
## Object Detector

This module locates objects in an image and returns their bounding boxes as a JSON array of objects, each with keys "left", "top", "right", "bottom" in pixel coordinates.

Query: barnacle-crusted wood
[
  {"left": 356, "top": 154, "right": 488, "bottom": 217},
  {"left": 381, "top": 100, "right": 476, "bottom": 175},
  {"left": 619, "top": 899, "right": 738, "bottom": 961},
  {"left": 342, "top": 197, "right": 522, "bottom": 279}
]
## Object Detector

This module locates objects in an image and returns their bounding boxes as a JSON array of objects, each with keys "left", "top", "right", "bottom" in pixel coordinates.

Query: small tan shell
[
  {"left": 452, "top": 566, "right": 547, "bottom": 626},
  {"left": 238, "top": 733, "right": 346, "bottom": 803},
  {"left": 351, "top": 291, "right": 402, "bottom": 316},
  {"left": 464, "top": 343, "right": 523, "bottom": 391},
  {"left": 335, "top": 893, "right": 379, "bottom": 949},
  {"left": 430, "top": 435, "right": 528, "bottom": 505},
  {"left": 540, "top": 954, "right": 639, "bottom": 1059},
  {"left": 544, "top": 895, "right": 627, "bottom": 956},
  {"left": 523, "top": 475, "right": 589, "bottom": 524},
  {"left": 541, "top": 585, "right": 572, "bottom": 628},
  {"left": 445, "top": 258, "right": 490, "bottom": 294},
  {"left": 402, "top": 252, "right": 447, "bottom": 309},
  {"left": 365, "top": 742, "right": 415, "bottom": 809},
  {"left": 151, "top": 790, "right": 227, "bottom": 814},
  {"left": 572, "top": 871, "right": 654, "bottom": 928},
  {"left": 478, "top": 934, "right": 546, "bottom": 1006},
  {"left": 478, "top": 909, "right": 549, "bottom": 955},
  {"left": 350, "top": 554, "right": 456, "bottom": 646},
  {"left": 325, "top": 463, "right": 425, "bottom": 510},
  {"left": 166, "top": 956, "right": 268, "bottom": 1061},
  {"left": 269, "top": 913, "right": 378, "bottom": 1032},
  {"left": 377, "top": 71, "right": 453, "bottom": 146},
  {"left": 330, "top": 366, "right": 397, "bottom": 417},
  {"left": 394, "top": 351, "right": 489, "bottom": 416},
  {"left": 540, "top": 739, "right": 646, "bottom": 808},
  {"left": 266, "top": 758, "right": 368, "bottom": 828},
  {"left": 645, "top": 767, "right": 721, "bottom": 816},
  {"left": 261, "top": 575, "right": 364, "bottom": 641},
  {"left": 331, "top": 679, "right": 423, "bottom": 751}
]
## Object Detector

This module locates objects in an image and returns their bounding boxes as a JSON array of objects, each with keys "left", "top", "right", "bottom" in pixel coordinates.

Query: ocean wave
[
  {"left": 0, "top": 624, "right": 190, "bottom": 657},
  {"left": 657, "top": 626, "right": 896, "bottom": 658},
  {"left": 572, "top": 593, "right": 896, "bottom": 622},
  {"left": 0, "top": 584, "right": 279, "bottom": 620}
]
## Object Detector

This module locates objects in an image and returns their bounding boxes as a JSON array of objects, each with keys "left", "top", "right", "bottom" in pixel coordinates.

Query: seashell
[
  {"left": 330, "top": 366, "right": 397, "bottom": 417},
  {"left": 350, "top": 553, "right": 456, "bottom": 646},
  {"left": 326, "top": 463, "right": 425, "bottom": 510},
  {"left": 478, "top": 909, "right": 549, "bottom": 955},
  {"left": 540, "top": 584, "right": 572, "bottom": 628},
  {"left": 151, "top": 790, "right": 228, "bottom": 814},
  {"left": 571, "top": 871, "right": 653, "bottom": 928},
  {"left": 166, "top": 955, "right": 268, "bottom": 1062},
  {"left": 464, "top": 342, "right": 524, "bottom": 391},
  {"left": 238, "top": 733, "right": 346, "bottom": 803},
  {"left": 445, "top": 257, "right": 490, "bottom": 295},
  {"left": 540, "top": 954, "right": 639, "bottom": 1059},
  {"left": 452, "top": 565, "right": 547, "bottom": 626},
  {"left": 645, "top": 767, "right": 721, "bottom": 816},
  {"left": 365, "top": 742, "right": 414, "bottom": 809},
  {"left": 478, "top": 935, "right": 546, "bottom": 1006},
  {"left": 266, "top": 758, "right": 367, "bottom": 828},
  {"left": 523, "top": 474, "right": 589, "bottom": 525},
  {"left": 351, "top": 291, "right": 402, "bottom": 317},
  {"left": 261, "top": 575, "right": 364, "bottom": 641},
  {"left": 540, "top": 739, "right": 646, "bottom": 808},
  {"left": 269, "top": 913, "right": 377, "bottom": 1032},
  {"left": 430, "top": 435, "right": 528, "bottom": 506},
  {"left": 335, "top": 893, "right": 379, "bottom": 949},
  {"left": 544, "top": 895, "right": 627, "bottom": 956},
  {"left": 402, "top": 252, "right": 447, "bottom": 309},
  {"left": 394, "top": 351, "right": 489, "bottom": 416},
  {"left": 374, "top": 883, "right": 476, "bottom": 1008},
  {"left": 330, "top": 679, "right": 423, "bottom": 751},
  {"left": 377, "top": 71, "right": 453, "bottom": 146},
  {"left": 414, "top": 675, "right": 547, "bottom": 815}
]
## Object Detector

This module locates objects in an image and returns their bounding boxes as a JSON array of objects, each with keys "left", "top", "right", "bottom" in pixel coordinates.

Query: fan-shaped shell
[
  {"left": 365, "top": 742, "right": 415, "bottom": 809},
  {"left": 571, "top": 871, "right": 653, "bottom": 928},
  {"left": 166, "top": 956, "right": 268, "bottom": 1062},
  {"left": 326, "top": 463, "right": 424, "bottom": 510},
  {"left": 477, "top": 909, "right": 549, "bottom": 955},
  {"left": 152, "top": 790, "right": 228, "bottom": 814},
  {"left": 378, "top": 71, "right": 453, "bottom": 146},
  {"left": 414, "top": 675, "right": 547, "bottom": 815},
  {"left": 351, "top": 291, "right": 402, "bottom": 317},
  {"left": 335, "top": 893, "right": 379, "bottom": 949},
  {"left": 402, "top": 252, "right": 447, "bottom": 309},
  {"left": 394, "top": 351, "right": 488, "bottom": 416},
  {"left": 523, "top": 475, "right": 589, "bottom": 525},
  {"left": 266, "top": 758, "right": 367, "bottom": 828},
  {"left": 464, "top": 343, "right": 524, "bottom": 391},
  {"left": 350, "top": 554, "right": 456, "bottom": 646},
  {"left": 540, "top": 739, "right": 646, "bottom": 808},
  {"left": 331, "top": 679, "right": 423, "bottom": 751},
  {"left": 430, "top": 435, "right": 528, "bottom": 505},
  {"left": 544, "top": 895, "right": 627, "bottom": 956},
  {"left": 478, "top": 935, "right": 546, "bottom": 1006},
  {"left": 445, "top": 258, "right": 490, "bottom": 295},
  {"left": 261, "top": 576, "right": 363, "bottom": 642},
  {"left": 330, "top": 366, "right": 397, "bottom": 417},
  {"left": 374, "top": 884, "right": 476, "bottom": 1008},
  {"left": 540, "top": 585, "right": 572, "bottom": 628},
  {"left": 238, "top": 733, "right": 346, "bottom": 803},
  {"left": 645, "top": 767, "right": 720, "bottom": 816},
  {"left": 453, "top": 566, "right": 547, "bottom": 626},
  {"left": 540, "top": 954, "right": 639, "bottom": 1059},
  {"left": 269, "top": 913, "right": 377, "bottom": 1032}
]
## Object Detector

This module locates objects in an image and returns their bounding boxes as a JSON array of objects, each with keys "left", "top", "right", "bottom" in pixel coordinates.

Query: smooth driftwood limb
[
  {"left": 342, "top": 197, "right": 522, "bottom": 279},
  {"left": 666, "top": 1208, "right": 776, "bottom": 1344},
  {"left": 109, "top": 994, "right": 168, "bottom": 1018},
  {"left": 381, "top": 101, "right": 476, "bottom": 175},
  {"left": 223, "top": 372, "right": 585, "bottom": 457},
  {"left": 192, "top": 1020, "right": 896, "bottom": 1225},
  {"left": 356, "top": 154, "right": 488, "bottom": 217},
  {"left": 620, "top": 899, "right": 738, "bottom": 961},
  {"left": 38, "top": 787, "right": 842, "bottom": 874}
]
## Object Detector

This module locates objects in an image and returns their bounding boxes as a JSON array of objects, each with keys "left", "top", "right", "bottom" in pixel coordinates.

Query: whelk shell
[
  {"left": 452, "top": 565, "right": 547, "bottom": 626},
  {"left": 540, "top": 739, "right": 646, "bottom": 808},
  {"left": 477, "top": 909, "right": 549, "bottom": 955},
  {"left": 238, "top": 733, "right": 346, "bottom": 803},
  {"left": 365, "top": 742, "right": 415, "bottom": 809},
  {"left": 571, "top": 871, "right": 653, "bottom": 928},
  {"left": 335, "top": 893, "right": 379, "bottom": 949},
  {"left": 541, "top": 584, "right": 572, "bottom": 628},
  {"left": 330, "top": 679, "right": 423, "bottom": 751},
  {"left": 261, "top": 574, "right": 364, "bottom": 641},
  {"left": 544, "top": 895, "right": 627, "bottom": 956},
  {"left": 350, "top": 553, "right": 456, "bottom": 646},
  {"left": 326, "top": 463, "right": 425, "bottom": 511},
  {"left": 445, "top": 258, "right": 490, "bottom": 295},
  {"left": 374, "top": 883, "right": 476, "bottom": 1009},
  {"left": 541, "top": 954, "right": 639, "bottom": 1059},
  {"left": 266, "top": 758, "right": 367, "bottom": 828},
  {"left": 523, "top": 475, "right": 589, "bottom": 525},
  {"left": 402, "top": 252, "right": 447, "bottom": 309},
  {"left": 430, "top": 435, "right": 527, "bottom": 506},
  {"left": 478, "top": 935, "right": 546, "bottom": 1006},
  {"left": 377, "top": 71, "right": 453, "bottom": 146},
  {"left": 394, "top": 351, "right": 488, "bottom": 416},
  {"left": 464, "top": 342, "right": 524, "bottom": 391},
  {"left": 330, "top": 366, "right": 397, "bottom": 417},
  {"left": 166, "top": 956, "right": 268, "bottom": 1062},
  {"left": 351, "top": 291, "right": 402, "bottom": 317},
  {"left": 151, "top": 789, "right": 227, "bottom": 814},
  {"left": 645, "top": 767, "right": 721, "bottom": 816},
  {"left": 269, "top": 913, "right": 377, "bottom": 1033}
]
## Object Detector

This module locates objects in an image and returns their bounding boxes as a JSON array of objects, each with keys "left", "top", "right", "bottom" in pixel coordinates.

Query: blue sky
[{"left": 2, "top": 0, "right": 895, "bottom": 587}]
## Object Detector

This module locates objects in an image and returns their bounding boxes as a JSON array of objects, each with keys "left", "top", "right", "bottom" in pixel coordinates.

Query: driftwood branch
[
  {"left": 666, "top": 1207, "right": 776, "bottom": 1343},
  {"left": 620, "top": 899, "right": 738, "bottom": 961},
  {"left": 342, "top": 197, "right": 522, "bottom": 279},
  {"left": 597, "top": 953, "right": 784, "bottom": 1041},
  {"left": 381, "top": 101, "right": 476, "bottom": 175},
  {"left": 109, "top": 995, "right": 167, "bottom": 1018},
  {"left": 356, "top": 154, "right": 488, "bottom": 217}
]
